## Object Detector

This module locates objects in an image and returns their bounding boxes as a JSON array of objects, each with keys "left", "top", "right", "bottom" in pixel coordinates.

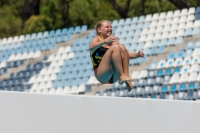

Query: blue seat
[
  {"left": 179, "top": 83, "right": 187, "bottom": 91},
  {"left": 138, "top": 16, "right": 145, "bottom": 22},
  {"left": 31, "top": 33, "right": 37, "bottom": 40},
  {"left": 55, "top": 29, "right": 61, "bottom": 36},
  {"left": 152, "top": 40, "right": 160, "bottom": 47},
  {"left": 196, "top": 6, "right": 200, "bottom": 19},
  {"left": 131, "top": 17, "right": 138, "bottom": 23},
  {"left": 161, "top": 85, "right": 168, "bottom": 92},
  {"left": 81, "top": 25, "right": 87, "bottom": 32},
  {"left": 168, "top": 52, "right": 175, "bottom": 59},
  {"left": 25, "top": 34, "right": 31, "bottom": 41},
  {"left": 125, "top": 18, "right": 132, "bottom": 25},
  {"left": 186, "top": 42, "right": 194, "bottom": 50},
  {"left": 165, "top": 68, "right": 172, "bottom": 75},
  {"left": 74, "top": 26, "right": 81, "bottom": 34},
  {"left": 157, "top": 69, "right": 164, "bottom": 76},
  {"left": 61, "top": 28, "right": 68, "bottom": 35},
  {"left": 187, "top": 90, "right": 195, "bottom": 100},
  {"left": 174, "top": 67, "right": 180, "bottom": 73},
  {"left": 184, "top": 28, "right": 193, "bottom": 36},
  {"left": 170, "top": 84, "right": 178, "bottom": 92},
  {"left": 68, "top": 27, "right": 74, "bottom": 34},
  {"left": 167, "top": 38, "right": 175, "bottom": 46},
  {"left": 143, "top": 22, "right": 150, "bottom": 28},
  {"left": 175, "top": 37, "right": 183, "bottom": 44},
  {"left": 160, "top": 39, "right": 167, "bottom": 46},
  {"left": 193, "top": 27, "right": 200, "bottom": 35},
  {"left": 160, "top": 93, "right": 166, "bottom": 99},
  {"left": 176, "top": 50, "right": 184, "bottom": 58},
  {"left": 49, "top": 30, "right": 55, "bottom": 37},
  {"left": 188, "top": 82, "right": 195, "bottom": 90}
]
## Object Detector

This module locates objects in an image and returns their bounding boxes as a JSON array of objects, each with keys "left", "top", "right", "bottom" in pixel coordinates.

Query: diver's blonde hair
[{"left": 94, "top": 19, "right": 109, "bottom": 35}]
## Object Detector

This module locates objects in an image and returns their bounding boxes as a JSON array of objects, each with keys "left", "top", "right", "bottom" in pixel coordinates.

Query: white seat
[
  {"left": 181, "top": 8, "right": 188, "bottom": 16},
  {"left": 145, "top": 14, "right": 152, "bottom": 22},
  {"left": 87, "top": 76, "right": 99, "bottom": 84},
  {"left": 157, "top": 19, "right": 165, "bottom": 26},
  {"left": 187, "top": 15, "right": 195, "bottom": 22},
  {"left": 157, "top": 59, "right": 166, "bottom": 69},
  {"left": 149, "top": 27, "right": 156, "bottom": 34},
  {"left": 150, "top": 21, "right": 157, "bottom": 27},
  {"left": 131, "top": 71, "right": 140, "bottom": 80},
  {"left": 139, "top": 70, "right": 148, "bottom": 78},
  {"left": 181, "top": 65, "right": 190, "bottom": 73},
  {"left": 159, "top": 12, "right": 166, "bottom": 19},
  {"left": 193, "top": 20, "right": 200, "bottom": 28},
  {"left": 174, "top": 58, "right": 183, "bottom": 67},
  {"left": 152, "top": 13, "right": 159, "bottom": 21},
  {"left": 77, "top": 85, "right": 86, "bottom": 93},
  {"left": 169, "top": 31, "right": 177, "bottom": 38},
  {"left": 42, "top": 89, "right": 49, "bottom": 94},
  {"left": 161, "top": 32, "right": 169, "bottom": 39},
  {"left": 169, "top": 73, "right": 180, "bottom": 84},
  {"left": 185, "top": 21, "right": 193, "bottom": 29},
  {"left": 172, "top": 17, "right": 179, "bottom": 24},
  {"left": 141, "top": 28, "right": 149, "bottom": 35},
  {"left": 188, "top": 7, "right": 195, "bottom": 14},
  {"left": 50, "top": 73, "right": 57, "bottom": 80},
  {"left": 156, "top": 26, "right": 163, "bottom": 33},
  {"left": 177, "top": 29, "right": 185, "bottom": 37},
  {"left": 191, "top": 56, "right": 199, "bottom": 64},
  {"left": 46, "top": 81, "right": 53, "bottom": 88},
  {"left": 170, "top": 24, "right": 178, "bottom": 31},
  {"left": 49, "top": 88, "right": 56, "bottom": 94},
  {"left": 154, "top": 33, "right": 162, "bottom": 40},
  {"left": 178, "top": 23, "right": 186, "bottom": 30},
  {"left": 188, "top": 72, "right": 198, "bottom": 82},
  {"left": 65, "top": 46, "right": 72, "bottom": 52},
  {"left": 166, "top": 59, "right": 175, "bottom": 68},
  {"left": 163, "top": 25, "right": 171, "bottom": 32},
  {"left": 190, "top": 64, "right": 199, "bottom": 73},
  {"left": 166, "top": 11, "right": 173, "bottom": 18},
  {"left": 63, "top": 86, "right": 71, "bottom": 94},
  {"left": 33, "top": 51, "right": 41, "bottom": 58},
  {"left": 183, "top": 57, "right": 191, "bottom": 65},
  {"left": 173, "top": 10, "right": 181, "bottom": 17},
  {"left": 179, "top": 73, "right": 189, "bottom": 83},
  {"left": 144, "top": 41, "right": 152, "bottom": 48},
  {"left": 70, "top": 85, "right": 79, "bottom": 94},
  {"left": 179, "top": 16, "right": 187, "bottom": 23},
  {"left": 146, "top": 34, "right": 154, "bottom": 41},
  {"left": 193, "top": 48, "right": 200, "bottom": 56},
  {"left": 56, "top": 87, "right": 63, "bottom": 94}
]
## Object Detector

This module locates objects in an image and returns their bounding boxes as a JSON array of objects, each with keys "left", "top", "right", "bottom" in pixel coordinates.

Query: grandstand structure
[{"left": 0, "top": 7, "right": 200, "bottom": 101}]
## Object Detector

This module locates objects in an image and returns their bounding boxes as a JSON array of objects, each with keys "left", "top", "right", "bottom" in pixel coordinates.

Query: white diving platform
[{"left": 0, "top": 91, "right": 200, "bottom": 133}]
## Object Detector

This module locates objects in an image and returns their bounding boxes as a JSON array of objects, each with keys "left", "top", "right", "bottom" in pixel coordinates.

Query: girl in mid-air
[{"left": 89, "top": 19, "right": 144, "bottom": 91}]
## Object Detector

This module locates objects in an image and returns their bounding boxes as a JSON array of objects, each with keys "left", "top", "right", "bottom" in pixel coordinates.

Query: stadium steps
[
  {"left": 0, "top": 30, "right": 91, "bottom": 81},
  {"left": 85, "top": 33, "right": 200, "bottom": 96}
]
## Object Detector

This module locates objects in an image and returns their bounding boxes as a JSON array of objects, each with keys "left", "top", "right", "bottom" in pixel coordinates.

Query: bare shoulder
[{"left": 89, "top": 36, "right": 99, "bottom": 49}]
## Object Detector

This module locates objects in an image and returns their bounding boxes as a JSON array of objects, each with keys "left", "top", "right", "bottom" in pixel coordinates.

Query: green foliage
[
  {"left": 0, "top": 0, "right": 199, "bottom": 39},
  {"left": 0, "top": 0, "right": 23, "bottom": 38},
  {"left": 23, "top": 15, "right": 53, "bottom": 34}
]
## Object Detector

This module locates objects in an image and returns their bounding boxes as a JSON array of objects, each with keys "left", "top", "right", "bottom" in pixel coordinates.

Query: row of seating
[
  {"left": 95, "top": 87, "right": 200, "bottom": 100},
  {"left": 0, "top": 25, "right": 87, "bottom": 45},
  {"left": 111, "top": 7, "right": 196, "bottom": 26}
]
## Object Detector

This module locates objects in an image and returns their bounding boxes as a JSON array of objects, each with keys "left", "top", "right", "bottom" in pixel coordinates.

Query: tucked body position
[{"left": 89, "top": 19, "right": 144, "bottom": 92}]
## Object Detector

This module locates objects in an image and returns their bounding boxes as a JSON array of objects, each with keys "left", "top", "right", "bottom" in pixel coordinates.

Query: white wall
[{"left": 0, "top": 91, "right": 200, "bottom": 133}]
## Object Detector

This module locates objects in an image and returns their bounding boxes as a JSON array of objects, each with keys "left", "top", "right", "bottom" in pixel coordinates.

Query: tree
[
  {"left": 108, "top": 0, "right": 131, "bottom": 18},
  {"left": 168, "top": 0, "right": 191, "bottom": 9},
  {"left": 20, "top": 0, "right": 40, "bottom": 29},
  {"left": 140, "top": 0, "right": 146, "bottom": 15},
  {"left": 60, "top": 0, "right": 73, "bottom": 27}
]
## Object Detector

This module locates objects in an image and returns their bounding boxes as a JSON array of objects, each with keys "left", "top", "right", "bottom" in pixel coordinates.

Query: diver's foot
[{"left": 125, "top": 81, "right": 133, "bottom": 92}]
